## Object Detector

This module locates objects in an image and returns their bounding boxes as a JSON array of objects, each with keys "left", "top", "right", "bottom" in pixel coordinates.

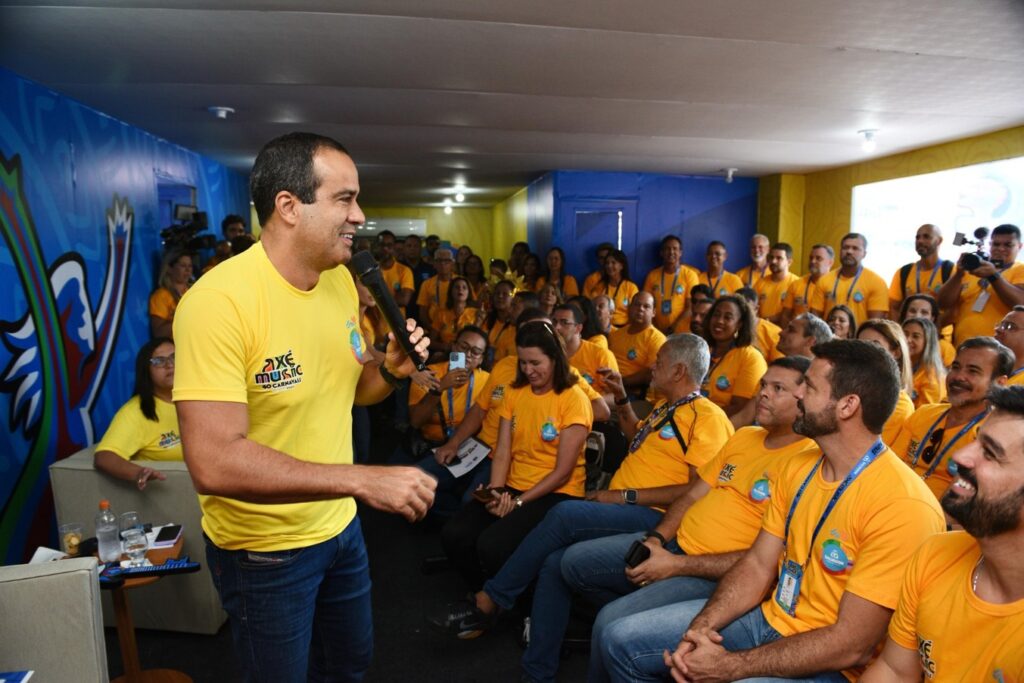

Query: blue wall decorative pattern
[{"left": 0, "top": 68, "right": 249, "bottom": 563}]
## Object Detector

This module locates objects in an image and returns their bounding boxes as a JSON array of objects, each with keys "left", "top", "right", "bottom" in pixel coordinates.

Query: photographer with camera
[{"left": 937, "top": 224, "right": 1024, "bottom": 346}]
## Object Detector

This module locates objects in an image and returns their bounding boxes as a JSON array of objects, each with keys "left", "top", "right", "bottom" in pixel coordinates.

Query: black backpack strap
[
  {"left": 940, "top": 260, "right": 954, "bottom": 282},
  {"left": 899, "top": 263, "right": 913, "bottom": 300}
]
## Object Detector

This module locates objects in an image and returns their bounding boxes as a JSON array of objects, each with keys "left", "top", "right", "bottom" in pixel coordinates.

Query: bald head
[
  {"left": 915, "top": 224, "right": 942, "bottom": 259},
  {"left": 629, "top": 291, "right": 655, "bottom": 328}
]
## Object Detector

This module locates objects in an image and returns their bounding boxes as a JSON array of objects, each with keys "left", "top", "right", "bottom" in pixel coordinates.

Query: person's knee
[{"left": 559, "top": 540, "right": 592, "bottom": 589}]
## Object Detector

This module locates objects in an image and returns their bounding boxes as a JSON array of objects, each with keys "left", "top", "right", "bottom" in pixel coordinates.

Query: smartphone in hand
[
  {"left": 624, "top": 539, "right": 651, "bottom": 568},
  {"left": 449, "top": 352, "right": 466, "bottom": 370}
]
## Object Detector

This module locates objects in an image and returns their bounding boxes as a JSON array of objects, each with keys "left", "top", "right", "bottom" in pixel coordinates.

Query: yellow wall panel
[
  {"left": 360, "top": 206, "right": 494, "bottom": 261},
  {"left": 491, "top": 187, "right": 529, "bottom": 263}
]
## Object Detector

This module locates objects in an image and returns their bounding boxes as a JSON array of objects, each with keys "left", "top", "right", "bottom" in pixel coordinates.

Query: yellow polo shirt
[
  {"left": 890, "top": 402, "right": 985, "bottom": 500},
  {"left": 416, "top": 275, "right": 452, "bottom": 323},
  {"left": 702, "top": 346, "right": 767, "bottom": 409},
  {"left": 698, "top": 270, "right": 744, "bottom": 298},
  {"left": 783, "top": 274, "right": 824, "bottom": 320},
  {"left": 911, "top": 366, "right": 946, "bottom": 408},
  {"left": 569, "top": 338, "right": 619, "bottom": 393},
  {"left": 585, "top": 280, "right": 641, "bottom": 328}
]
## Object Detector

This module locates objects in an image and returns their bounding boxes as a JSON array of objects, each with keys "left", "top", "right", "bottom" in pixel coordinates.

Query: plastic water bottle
[{"left": 95, "top": 499, "right": 121, "bottom": 563}]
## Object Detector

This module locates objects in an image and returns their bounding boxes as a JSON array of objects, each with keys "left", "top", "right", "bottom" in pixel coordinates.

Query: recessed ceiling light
[
  {"left": 455, "top": 193, "right": 465, "bottom": 203},
  {"left": 858, "top": 129, "right": 878, "bottom": 153},
  {"left": 444, "top": 206, "right": 453, "bottom": 215},
  {"left": 207, "top": 106, "right": 236, "bottom": 120}
]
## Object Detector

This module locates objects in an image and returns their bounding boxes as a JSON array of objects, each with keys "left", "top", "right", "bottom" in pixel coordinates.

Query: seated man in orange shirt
[
  {"left": 994, "top": 305, "right": 1024, "bottom": 386},
  {"left": 552, "top": 303, "right": 620, "bottom": 412},
  {"left": 608, "top": 292, "right": 667, "bottom": 397},
  {"left": 861, "top": 385, "right": 1024, "bottom": 682}
]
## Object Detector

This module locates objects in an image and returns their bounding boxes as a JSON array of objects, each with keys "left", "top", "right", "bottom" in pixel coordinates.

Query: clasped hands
[{"left": 662, "top": 625, "right": 733, "bottom": 683}]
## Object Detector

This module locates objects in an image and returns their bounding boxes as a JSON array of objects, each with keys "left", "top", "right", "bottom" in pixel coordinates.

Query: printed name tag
[
  {"left": 973, "top": 288, "right": 991, "bottom": 313},
  {"left": 775, "top": 559, "right": 803, "bottom": 616}
]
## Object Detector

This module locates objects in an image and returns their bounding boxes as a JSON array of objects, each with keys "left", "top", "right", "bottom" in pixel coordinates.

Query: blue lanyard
[
  {"left": 831, "top": 266, "right": 863, "bottom": 304},
  {"left": 661, "top": 267, "right": 680, "bottom": 301},
  {"left": 445, "top": 373, "right": 475, "bottom": 438},
  {"left": 747, "top": 265, "right": 766, "bottom": 287},
  {"left": 910, "top": 408, "right": 987, "bottom": 479},
  {"left": 706, "top": 272, "right": 724, "bottom": 295},
  {"left": 1010, "top": 366, "right": 1024, "bottom": 380},
  {"left": 783, "top": 440, "right": 884, "bottom": 567},
  {"left": 916, "top": 262, "right": 942, "bottom": 293}
]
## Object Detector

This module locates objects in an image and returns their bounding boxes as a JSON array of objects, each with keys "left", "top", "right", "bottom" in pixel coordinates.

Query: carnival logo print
[{"left": 254, "top": 349, "right": 303, "bottom": 391}]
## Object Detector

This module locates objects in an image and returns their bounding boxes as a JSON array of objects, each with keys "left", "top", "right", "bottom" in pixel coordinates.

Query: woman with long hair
[
  {"left": 440, "top": 320, "right": 593, "bottom": 591},
  {"left": 432, "top": 276, "right": 480, "bottom": 354},
  {"left": 483, "top": 279, "right": 518, "bottom": 364},
  {"left": 538, "top": 282, "right": 562, "bottom": 317},
  {"left": 902, "top": 317, "right": 947, "bottom": 407},
  {"left": 700, "top": 295, "right": 767, "bottom": 422},
  {"left": 538, "top": 247, "right": 579, "bottom": 299},
  {"left": 463, "top": 254, "right": 489, "bottom": 303},
  {"left": 455, "top": 245, "right": 473, "bottom": 275},
  {"left": 93, "top": 337, "right": 180, "bottom": 489},
  {"left": 568, "top": 295, "right": 608, "bottom": 349},
  {"left": 521, "top": 253, "right": 543, "bottom": 292},
  {"left": 586, "top": 249, "right": 638, "bottom": 328},
  {"left": 899, "top": 293, "right": 955, "bottom": 366},
  {"left": 825, "top": 304, "right": 857, "bottom": 340},
  {"left": 149, "top": 250, "right": 193, "bottom": 338},
  {"left": 509, "top": 242, "right": 530, "bottom": 277},
  {"left": 856, "top": 319, "right": 916, "bottom": 445}
]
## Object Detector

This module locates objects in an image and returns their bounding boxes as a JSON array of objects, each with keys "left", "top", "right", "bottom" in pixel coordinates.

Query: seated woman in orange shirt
[
  {"left": 538, "top": 282, "right": 562, "bottom": 317},
  {"left": 902, "top": 317, "right": 947, "bottom": 408},
  {"left": 857, "top": 318, "right": 916, "bottom": 445},
  {"left": 825, "top": 304, "right": 857, "bottom": 340},
  {"left": 440, "top": 320, "right": 594, "bottom": 589},
  {"left": 482, "top": 280, "right": 517, "bottom": 365},
  {"left": 537, "top": 247, "right": 580, "bottom": 299},
  {"left": 521, "top": 253, "right": 543, "bottom": 293},
  {"left": 148, "top": 250, "right": 193, "bottom": 338},
  {"left": 585, "top": 250, "right": 639, "bottom": 328},
  {"left": 431, "top": 276, "right": 480, "bottom": 356},
  {"left": 700, "top": 295, "right": 767, "bottom": 423},
  {"left": 899, "top": 293, "right": 955, "bottom": 366},
  {"left": 568, "top": 295, "right": 609, "bottom": 349},
  {"left": 463, "top": 255, "right": 489, "bottom": 303}
]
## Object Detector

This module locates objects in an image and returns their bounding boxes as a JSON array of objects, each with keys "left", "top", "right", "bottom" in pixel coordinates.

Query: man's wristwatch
[
  {"left": 987, "top": 272, "right": 1002, "bottom": 284},
  {"left": 622, "top": 489, "right": 639, "bottom": 505},
  {"left": 514, "top": 496, "right": 524, "bottom": 509}
]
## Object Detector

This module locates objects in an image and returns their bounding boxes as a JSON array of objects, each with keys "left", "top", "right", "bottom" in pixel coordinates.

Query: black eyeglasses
[
  {"left": 149, "top": 353, "right": 175, "bottom": 367},
  {"left": 454, "top": 342, "right": 486, "bottom": 359},
  {"left": 920, "top": 428, "right": 945, "bottom": 465}
]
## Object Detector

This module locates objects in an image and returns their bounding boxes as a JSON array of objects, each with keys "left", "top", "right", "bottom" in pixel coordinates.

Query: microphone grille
[{"left": 351, "top": 250, "right": 380, "bottom": 278}]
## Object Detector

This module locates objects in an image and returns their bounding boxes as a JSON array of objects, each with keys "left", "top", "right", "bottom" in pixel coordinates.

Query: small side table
[{"left": 109, "top": 537, "right": 193, "bottom": 683}]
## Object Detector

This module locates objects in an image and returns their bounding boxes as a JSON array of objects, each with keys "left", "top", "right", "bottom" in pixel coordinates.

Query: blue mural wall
[
  {"left": 526, "top": 170, "right": 759, "bottom": 281},
  {"left": 0, "top": 68, "right": 249, "bottom": 563}
]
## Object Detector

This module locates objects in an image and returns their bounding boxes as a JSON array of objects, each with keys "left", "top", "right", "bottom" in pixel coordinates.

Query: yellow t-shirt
[
  {"left": 380, "top": 261, "right": 414, "bottom": 297},
  {"left": 643, "top": 266, "right": 700, "bottom": 332},
  {"left": 415, "top": 275, "right": 452, "bottom": 323},
  {"left": 585, "top": 280, "right": 641, "bottom": 328},
  {"left": 815, "top": 267, "right": 889, "bottom": 326},
  {"left": 409, "top": 363, "right": 489, "bottom": 443},
  {"left": 890, "top": 402, "right": 985, "bottom": 500},
  {"left": 678, "top": 428, "right": 818, "bottom": 555},
  {"left": 952, "top": 262, "right": 1024, "bottom": 345},
  {"left": 783, "top": 274, "right": 824, "bottom": 320},
  {"left": 497, "top": 383, "right": 594, "bottom": 496},
  {"left": 940, "top": 338, "right": 955, "bottom": 367},
  {"left": 476, "top": 356, "right": 518, "bottom": 448},
  {"left": 536, "top": 274, "right": 580, "bottom": 298},
  {"left": 702, "top": 345, "right": 767, "bottom": 409},
  {"left": 754, "top": 318, "right": 783, "bottom": 361},
  {"left": 172, "top": 242, "right": 364, "bottom": 551},
  {"left": 431, "top": 306, "right": 479, "bottom": 344},
  {"left": 486, "top": 319, "right": 517, "bottom": 362},
  {"left": 587, "top": 334, "right": 609, "bottom": 350},
  {"left": 911, "top": 366, "right": 946, "bottom": 408},
  {"left": 609, "top": 396, "right": 734, "bottom": 506},
  {"left": 881, "top": 390, "right": 916, "bottom": 447},
  {"left": 736, "top": 264, "right": 769, "bottom": 290},
  {"left": 96, "top": 396, "right": 183, "bottom": 462},
  {"left": 569, "top": 338, "right": 619, "bottom": 393},
  {"left": 148, "top": 287, "right": 184, "bottom": 321},
  {"left": 609, "top": 325, "right": 667, "bottom": 378},
  {"left": 756, "top": 272, "right": 800, "bottom": 321},
  {"left": 887, "top": 260, "right": 951, "bottom": 303},
  {"left": 698, "top": 270, "right": 744, "bottom": 298},
  {"left": 889, "top": 531, "right": 1024, "bottom": 681},
  {"left": 582, "top": 271, "right": 603, "bottom": 296},
  {"left": 1007, "top": 368, "right": 1024, "bottom": 387},
  {"left": 760, "top": 449, "right": 945, "bottom": 680}
]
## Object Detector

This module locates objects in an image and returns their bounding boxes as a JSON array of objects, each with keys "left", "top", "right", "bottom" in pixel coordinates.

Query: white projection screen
[{"left": 851, "top": 156, "right": 1024, "bottom": 282}]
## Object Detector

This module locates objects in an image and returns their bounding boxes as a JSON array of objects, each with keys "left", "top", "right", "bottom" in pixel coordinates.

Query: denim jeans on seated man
[
  {"left": 204, "top": 516, "right": 372, "bottom": 683},
  {"left": 596, "top": 598, "right": 847, "bottom": 683},
  {"left": 474, "top": 501, "right": 662, "bottom": 683}
]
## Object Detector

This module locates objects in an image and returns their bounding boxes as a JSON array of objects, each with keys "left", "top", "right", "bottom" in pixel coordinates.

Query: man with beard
[
  {"left": 780, "top": 244, "right": 833, "bottom": 327},
  {"left": 600, "top": 340, "right": 945, "bottom": 682},
  {"left": 861, "top": 385, "right": 1024, "bottom": 682},
  {"left": 755, "top": 242, "right": 800, "bottom": 325},
  {"left": 891, "top": 336, "right": 1014, "bottom": 500},
  {"left": 888, "top": 224, "right": 953, "bottom": 319},
  {"left": 811, "top": 233, "right": 889, "bottom": 324},
  {"left": 994, "top": 305, "right": 1024, "bottom": 387},
  {"left": 736, "top": 233, "right": 771, "bottom": 290}
]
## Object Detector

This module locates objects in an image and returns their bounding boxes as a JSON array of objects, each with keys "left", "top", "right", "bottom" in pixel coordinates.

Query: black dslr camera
[
  {"left": 161, "top": 205, "right": 217, "bottom": 252},
  {"left": 953, "top": 227, "right": 1000, "bottom": 270}
]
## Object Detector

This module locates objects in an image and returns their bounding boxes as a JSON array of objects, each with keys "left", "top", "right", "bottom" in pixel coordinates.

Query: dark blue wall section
[
  {"left": 0, "top": 68, "right": 249, "bottom": 563},
  {"left": 526, "top": 170, "right": 758, "bottom": 283}
]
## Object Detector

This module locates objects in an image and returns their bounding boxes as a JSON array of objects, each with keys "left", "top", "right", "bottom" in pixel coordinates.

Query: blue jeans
[
  {"left": 478, "top": 502, "right": 661, "bottom": 683},
  {"left": 205, "top": 517, "right": 373, "bottom": 683},
  {"left": 416, "top": 451, "right": 492, "bottom": 517},
  {"left": 597, "top": 598, "right": 848, "bottom": 683}
]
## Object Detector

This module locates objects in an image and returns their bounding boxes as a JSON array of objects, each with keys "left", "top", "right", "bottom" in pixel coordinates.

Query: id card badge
[
  {"left": 661, "top": 300, "right": 672, "bottom": 315},
  {"left": 775, "top": 559, "right": 803, "bottom": 616},
  {"left": 972, "top": 288, "right": 991, "bottom": 313}
]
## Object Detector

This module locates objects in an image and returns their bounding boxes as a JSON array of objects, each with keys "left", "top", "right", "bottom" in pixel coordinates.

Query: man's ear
[
  {"left": 836, "top": 393, "right": 861, "bottom": 422},
  {"left": 274, "top": 191, "right": 302, "bottom": 227}
]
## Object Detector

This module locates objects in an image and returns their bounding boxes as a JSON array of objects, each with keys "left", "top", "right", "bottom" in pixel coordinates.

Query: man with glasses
[
  {"left": 994, "top": 305, "right": 1024, "bottom": 387},
  {"left": 891, "top": 336, "right": 1014, "bottom": 500},
  {"left": 376, "top": 230, "right": 415, "bottom": 313},
  {"left": 416, "top": 247, "right": 455, "bottom": 328},
  {"left": 608, "top": 292, "right": 667, "bottom": 398},
  {"left": 553, "top": 303, "right": 619, "bottom": 411},
  {"left": 938, "top": 224, "right": 1024, "bottom": 346}
]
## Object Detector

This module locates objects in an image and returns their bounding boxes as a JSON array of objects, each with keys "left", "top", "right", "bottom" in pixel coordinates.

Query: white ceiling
[{"left": 2, "top": 0, "right": 1023, "bottom": 206}]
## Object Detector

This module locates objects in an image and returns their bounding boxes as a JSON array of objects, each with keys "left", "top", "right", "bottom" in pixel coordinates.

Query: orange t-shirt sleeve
[
  {"left": 732, "top": 347, "right": 768, "bottom": 399},
  {"left": 887, "top": 545, "right": 924, "bottom": 650}
]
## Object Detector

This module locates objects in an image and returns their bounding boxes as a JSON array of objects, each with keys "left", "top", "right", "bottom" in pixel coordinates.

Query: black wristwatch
[
  {"left": 644, "top": 530, "right": 667, "bottom": 547},
  {"left": 623, "top": 489, "right": 639, "bottom": 505},
  {"left": 379, "top": 364, "right": 402, "bottom": 388},
  {"left": 614, "top": 395, "right": 630, "bottom": 406},
  {"left": 987, "top": 272, "right": 1002, "bottom": 284}
]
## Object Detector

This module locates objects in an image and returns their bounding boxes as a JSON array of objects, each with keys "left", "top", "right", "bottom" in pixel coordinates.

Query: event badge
[
  {"left": 662, "top": 300, "right": 672, "bottom": 315},
  {"left": 973, "top": 288, "right": 990, "bottom": 313},
  {"left": 775, "top": 559, "right": 803, "bottom": 616}
]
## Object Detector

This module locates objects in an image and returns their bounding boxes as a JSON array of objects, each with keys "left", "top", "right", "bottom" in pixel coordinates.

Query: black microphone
[{"left": 351, "top": 250, "right": 428, "bottom": 371}]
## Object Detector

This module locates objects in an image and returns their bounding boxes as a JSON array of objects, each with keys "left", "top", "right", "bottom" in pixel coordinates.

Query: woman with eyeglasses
[
  {"left": 856, "top": 319, "right": 916, "bottom": 445},
  {"left": 93, "top": 337, "right": 180, "bottom": 490},
  {"left": 902, "top": 317, "right": 947, "bottom": 408},
  {"left": 440, "top": 320, "right": 594, "bottom": 592}
]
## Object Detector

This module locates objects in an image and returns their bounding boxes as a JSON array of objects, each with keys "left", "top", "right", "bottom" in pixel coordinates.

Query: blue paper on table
[{"left": 0, "top": 671, "right": 35, "bottom": 682}]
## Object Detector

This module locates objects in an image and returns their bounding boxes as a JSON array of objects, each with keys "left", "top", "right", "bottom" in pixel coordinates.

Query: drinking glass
[
  {"left": 59, "top": 523, "right": 84, "bottom": 556},
  {"left": 119, "top": 511, "right": 142, "bottom": 540},
  {"left": 122, "top": 528, "right": 148, "bottom": 567}
]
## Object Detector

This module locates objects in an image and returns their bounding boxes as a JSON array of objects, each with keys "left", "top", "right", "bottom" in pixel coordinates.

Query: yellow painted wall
[
  {"left": 491, "top": 187, "right": 529, "bottom": 263},
  {"left": 758, "top": 174, "right": 806, "bottom": 270},
  {"left": 360, "top": 206, "right": 494, "bottom": 261}
]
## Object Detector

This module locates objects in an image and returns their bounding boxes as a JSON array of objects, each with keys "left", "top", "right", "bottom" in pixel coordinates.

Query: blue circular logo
[
  {"left": 821, "top": 540, "right": 849, "bottom": 575},
  {"left": 622, "top": 297, "right": 630, "bottom": 307},
  {"left": 749, "top": 479, "right": 771, "bottom": 502},
  {"left": 393, "top": 281, "right": 401, "bottom": 290},
  {"left": 582, "top": 373, "right": 595, "bottom": 385},
  {"left": 627, "top": 349, "right": 638, "bottom": 360},
  {"left": 541, "top": 422, "right": 559, "bottom": 442},
  {"left": 659, "top": 423, "right": 675, "bottom": 440},
  {"left": 349, "top": 329, "right": 364, "bottom": 362},
  {"left": 780, "top": 291, "right": 787, "bottom": 301},
  {"left": 661, "top": 301, "right": 672, "bottom": 315},
  {"left": 674, "top": 284, "right": 684, "bottom": 294},
  {"left": 947, "top": 460, "right": 958, "bottom": 476},
  {"left": 852, "top": 291, "right": 864, "bottom": 303},
  {"left": 715, "top": 375, "right": 731, "bottom": 390}
]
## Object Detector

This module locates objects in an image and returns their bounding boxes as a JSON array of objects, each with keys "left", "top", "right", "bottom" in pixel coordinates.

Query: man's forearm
[
  {"left": 354, "top": 360, "right": 396, "bottom": 405},
  {"left": 447, "top": 404, "right": 485, "bottom": 447},
  {"left": 723, "top": 623, "right": 869, "bottom": 680},
  {"left": 689, "top": 552, "right": 776, "bottom": 633},
  {"left": 991, "top": 275, "right": 1024, "bottom": 307},
  {"left": 676, "top": 550, "right": 745, "bottom": 580}
]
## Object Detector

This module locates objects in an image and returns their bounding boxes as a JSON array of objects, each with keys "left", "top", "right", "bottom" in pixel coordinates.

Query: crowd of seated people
[{"left": 124, "top": 218, "right": 1022, "bottom": 681}]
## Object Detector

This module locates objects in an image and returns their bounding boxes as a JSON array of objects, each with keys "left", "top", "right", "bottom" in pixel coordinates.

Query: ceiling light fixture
[
  {"left": 207, "top": 106, "right": 236, "bottom": 120},
  {"left": 858, "top": 129, "right": 878, "bottom": 153},
  {"left": 723, "top": 168, "right": 738, "bottom": 184},
  {"left": 455, "top": 192, "right": 465, "bottom": 203},
  {"left": 444, "top": 206, "right": 453, "bottom": 215}
]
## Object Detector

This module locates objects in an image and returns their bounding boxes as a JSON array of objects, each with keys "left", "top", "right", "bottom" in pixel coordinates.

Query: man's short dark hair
[
  {"left": 809, "top": 339, "right": 900, "bottom": 435},
  {"left": 770, "top": 355, "right": 811, "bottom": 375},
  {"left": 707, "top": 240, "right": 726, "bottom": 251},
  {"left": 513, "top": 291, "right": 540, "bottom": 308},
  {"left": 987, "top": 384, "right": 1024, "bottom": 418},
  {"left": 221, "top": 214, "right": 246, "bottom": 232},
  {"left": 553, "top": 303, "right": 584, "bottom": 325},
  {"left": 378, "top": 230, "right": 396, "bottom": 241},
  {"left": 736, "top": 287, "right": 758, "bottom": 306},
  {"left": 691, "top": 284, "right": 714, "bottom": 300},
  {"left": 841, "top": 232, "right": 867, "bottom": 249},
  {"left": 660, "top": 235, "right": 682, "bottom": 249},
  {"left": 427, "top": 234, "right": 440, "bottom": 242},
  {"left": 771, "top": 242, "right": 794, "bottom": 259},
  {"left": 250, "top": 132, "right": 350, "bottom": 225},
  {"left": 406, "top": 234, "right": 422, "bottom": 244},
  {"left": 515, "top": 306, "right": 550, "bottom": 328},
  {"left": 957, "top": 336, "right": 1016, "bottom": 378},
  {"left": 992, "top": 224, "right": 1022, "bottom": 241}
]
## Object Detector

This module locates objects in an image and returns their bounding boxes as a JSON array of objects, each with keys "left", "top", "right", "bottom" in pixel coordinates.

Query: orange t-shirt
[
  {"left": 431, "top": 306, "right": 479, "bottom": 344},
  {"left": 702, "top": 345, "right": 767, "bottom": 409},
  {"left": 814, "top": 267, "right": 889, "bottom": 326},
  {"left": 643, "top": 266, "right": 700, "bottom": 332},
  {"left": 782, "top": 274, "right": 824, "bottom": 320},
  {"left": 890, "top": 402, "right": 986, "bottom": 500},
  {"left": 536, "top": 274, "right": 580, "bottom": 298},
  {"left": 409, "top": 362, "right": 489, "bottom": 443},
  {"left": 609, "top": 325, "right": 667, "bottom": 378},
  {"left": 569, "top": 338, "right": 619, "bottom": 393},
  {"left": 756, "top": 272, "right": 800, "bottom": 321},
  {"left": 698, "top": 270, "right": 744, "bottom": 298}
]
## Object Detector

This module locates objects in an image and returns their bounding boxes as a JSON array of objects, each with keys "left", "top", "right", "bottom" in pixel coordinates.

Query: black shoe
[{"left": 429, "top": 599, "right": 495, "bottom": 639}]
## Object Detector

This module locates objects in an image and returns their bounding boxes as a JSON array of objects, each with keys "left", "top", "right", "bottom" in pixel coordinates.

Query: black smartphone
[
  {"left": 623, "top": 539, "right": 651, "bottom": 568},
  {"left": 154, "top": 524, "right": 182, "bottom": 544}
]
